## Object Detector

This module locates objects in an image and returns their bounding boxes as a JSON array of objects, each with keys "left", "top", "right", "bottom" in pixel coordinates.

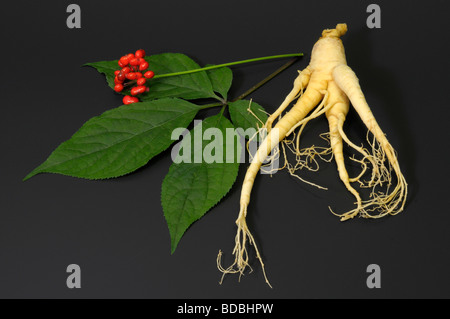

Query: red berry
[
  {"left": 123, "top": 95, "right": 139, "bottom": 105},
  {"left": 144, "top": 70, "right": 154, "bottom": 79},
  {"left": 114, "top": 70, "right": 120, "bottom": 76},
  {"left": 131, "top": 85, "right": 146, "bottom": 96},
  {"left": 135, "top": 72, "right": 143, "bottom": 78},
  {"left": 118, "top": 60, "right": 126, "bottom": 68},
  {"left": 135, "top": 49, "right": 145, "bottom": 59},
  {"left": 114, "top": 83, "right": 124, "bottom": 92},
  {"left": 125, "top": 72, "right": 137, "bottom": 80},
  {"left": 137, "top": 85, "right": 147, "bottom": 93},
  {"left": 126, "top": 53, "right": 135, "bottom": 60},
  {"left": 139, "top": 61, "right": 149, "bottom": 71},
  {"left": 129, "top": 58, "right": 140, "bottom": 66},
  {"left": 117, "top": 72, "right": 126, "bottom": 81},
  {"left": 121, "top": 66, "right": 131, "bottom": 74},
  {"left": 130, "top": 87, "right": 138, "bottom": 96},
  {"left": 137, "top": 77, "right": 146, "bottom": 86},
  {"left": 114, "top": 76, "right": 123, "bottom": 84},
  {"left": 119, "top": 56, "right": 129, "bottom": 66}
]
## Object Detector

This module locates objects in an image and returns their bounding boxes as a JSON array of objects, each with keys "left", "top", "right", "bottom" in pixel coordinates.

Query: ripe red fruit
[
  {"left": 121, "top": 66, "right": 131, "bottom": 74},
  {"left": 126, "top": 53, "right": 135, "bottom": 60},
  {"left": 123, "top": 95, "right": 139, "bottom": 105},
  {"left": 125, "top": 72, "right": 137, "bottom": 80},
  {"left": 117, "top": 72, "right": 126, "bottom": 81},
  {"left": 136, "top": 85, "right": 147, "bottom": 93},
  {"left": 135, "top": 72, "right": 143, "bottom": 78},
  {"left": 114, "top": 70, "right": 120, "bottom": 76},
  {"left": 129, "top": 58, "right": 140, "bottom": 66},
  {"left": 130, "top": 87, "right": 138, "bottom": 96},
  {"left": 144, "top": 70, "right": 155, "bottom": 79},
  {"left": 114, "top": 76, "right": 123, "bottom": 84},
  {"left": 139, "top": 61, "right": 149, "bottom": 71},
  {"left": 131, "top": 85, "right": 146, "bottom": 96},
  {"left": 135, "top": 49, "right": 145, "bottom": 59},
  {"left": 119, "top": 56, "right": 129, "bottom": 66},
  {"left": 118, "top": 60, "right": 126, "bottom": 68},
  {"left": 114, "top": 83, "right": 124, "bottom": 92},
  {"left": 137, "top": 77, "right": 146, "bottom": 86}
]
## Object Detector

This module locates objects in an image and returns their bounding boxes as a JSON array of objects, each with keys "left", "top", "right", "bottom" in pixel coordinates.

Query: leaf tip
[
  {"left": 23, "top": 170, "right": 38, "bottom": 181},
  {"left": 170, "top": 240, "right": 179, "bottom": 255}
]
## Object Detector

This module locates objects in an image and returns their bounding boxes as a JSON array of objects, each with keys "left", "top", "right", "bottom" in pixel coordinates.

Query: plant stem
[
  {"left": 199, "top": 56, "right": 301, "bottom": 110},
  {"left": 153, "top": 53, "right": 302, "bottom": 79},
  {"left": 230, "top": 56, "right": 300, "bottom": 102},
  {"left": 198, "top": 102, "right": 224, "bottom": 110}
]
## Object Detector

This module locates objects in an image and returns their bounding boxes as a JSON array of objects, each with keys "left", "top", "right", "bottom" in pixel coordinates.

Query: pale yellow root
[
  {"left": 265, "top": 68, "right": 311, "bottom": 133},
  {"left": 280, "top": 89, "right": 333, "bottom": 190},
  {"left": 267, "top": 76, "right": 332, "bottom": 182},
  {"left": 219, "top": 23, "right": 408, "bottom": 286},
  {"left": 323, "top": 81, "right": 365, "bottom": 220},
  {"left": 280, "top": 139, "right": 330, "bottom": 190},
  {"left": 336, "top": 125, "right": 381, "bottom": 187},
  {"left": 282, "top": 25, "right": 407, "bottom": 220},
  {"left": 218, "top": 73, "right": 327, "bottom": 286},
  {"left": 333, "top": 64, "right": 407, "bottom": 217},
  {"left": 217, "top": 206, "right": 272, "bottom": 288}
]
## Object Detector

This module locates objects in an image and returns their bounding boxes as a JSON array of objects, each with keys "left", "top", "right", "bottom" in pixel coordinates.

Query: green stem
[
  {"left": 198, "top": 56, "right": 301, "bottom": 110},
  {"left": 153, "top": 53, "right": 303, "bottom": 79},
  {"left": 198, "top": 102, "right": 224, "bottom": 110},
  {"left": 231, "top": 57, "right": 300, "bottom": 102}
]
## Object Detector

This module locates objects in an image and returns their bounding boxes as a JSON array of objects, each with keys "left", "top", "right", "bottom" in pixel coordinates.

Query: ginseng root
[{"left": 218, "top": 23, "right": 407, "bottom": 286}]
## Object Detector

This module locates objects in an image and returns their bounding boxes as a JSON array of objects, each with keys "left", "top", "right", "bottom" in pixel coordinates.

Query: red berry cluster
[{"left": 113, "top": 49, "right": 155, "bottom": 105}]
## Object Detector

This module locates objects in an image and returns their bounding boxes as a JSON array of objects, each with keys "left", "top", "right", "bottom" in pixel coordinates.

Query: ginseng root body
[{"left": 218, "top": 23, "right": 407, "bottom": 287}]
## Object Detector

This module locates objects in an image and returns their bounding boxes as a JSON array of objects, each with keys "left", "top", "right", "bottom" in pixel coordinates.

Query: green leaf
[
  {"left": 85, "top": 53, "right": 219, "bottom": 101},
  {"left": 205, "top": 65, "right": 233, "bottom": 100},
  {"left": 161, "top": 113, "right": 241, "bottom": 253},
  {"left": 228, "top": 99, "right": 268, "bottom": 140},
  {"left": 142, "top": 53, "right": 218, "bottom": 101},
  {"left": 84, "top": 60, "right": 118, "bottom": 88},
  {"left": 24, "top": 98, "right": 200, "bottom": 180}
]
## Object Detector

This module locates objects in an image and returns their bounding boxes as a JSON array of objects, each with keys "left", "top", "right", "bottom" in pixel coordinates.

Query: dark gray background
[{"left": 1, "top": 0, "right": 449, "bottom": 298}]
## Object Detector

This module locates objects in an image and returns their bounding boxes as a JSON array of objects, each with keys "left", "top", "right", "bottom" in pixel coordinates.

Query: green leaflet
[
  {"left": 85, "top": 53, "right": 231, "bottom": 101},
  {"left": 142, "top": 53, "right": 217, "bottom": 100},
  {"left": 228, "top": 99, "right": 268, "bottom": 141},
  {"left": 24, "top": 98, "right": 200, "bottom": 180},
  {"left": 84, "top": 60, "right": 118, "bottom": 89},
  {"left": 161, "top": 113, "right": 241, "bottom": 253},
  {"left": 205, "top": 65, "right": 233, "bottom": 101}
]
